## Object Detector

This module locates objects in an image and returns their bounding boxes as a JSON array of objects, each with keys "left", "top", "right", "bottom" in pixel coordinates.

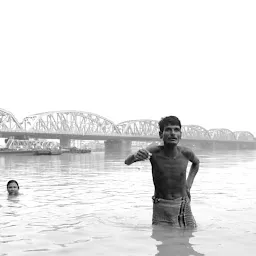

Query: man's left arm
[{"left": 185, "top": 149, "right": 200, "bottom": 196}]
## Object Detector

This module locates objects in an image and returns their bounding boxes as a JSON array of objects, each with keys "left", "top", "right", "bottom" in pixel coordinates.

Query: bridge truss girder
[
  {"left": 208, "top": 128, "right": 236, "bottom": 140},
  {"left": 182, "top": 125, "right": 211, "bottom": 140},
  {"left": 0, "top": 108, "right": 22, "bottom": 130},
  {"left": 117, "top": 120, "right": 159, "bottom": 136},
  {"left": 20, "top": 111, "right": 121, "bottom": 134},
  {"left": 234, "top": 131, "right": 255, "bottom": 141}
]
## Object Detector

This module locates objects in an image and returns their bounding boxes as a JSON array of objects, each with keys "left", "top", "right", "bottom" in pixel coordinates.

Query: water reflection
[
  {"left": 151, "top": 226, "right": 204, "bottom": 256},
  {"left": 7, "top": 194, "right": 20, "bottom": 202}
]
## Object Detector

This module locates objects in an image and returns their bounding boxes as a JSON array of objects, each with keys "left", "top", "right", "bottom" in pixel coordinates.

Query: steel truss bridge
[{"left": 0, "top": 108, "right": 255, "bottom": 144}]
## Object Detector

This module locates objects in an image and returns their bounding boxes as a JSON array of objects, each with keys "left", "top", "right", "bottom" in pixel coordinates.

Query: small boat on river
[
  {"left": 0, "top": 148, "right": 36, "bottom": 155},
  {"left": 69, "top": 147, "right": 91, "bottom": 154},
  {"left": 34, "top": 149, "right": 62, "bottom": 155}
]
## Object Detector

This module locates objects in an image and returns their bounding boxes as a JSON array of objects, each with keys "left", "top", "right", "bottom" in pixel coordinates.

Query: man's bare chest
[{"left": 151, "top": 154, "right": 189, "bottom": 178}]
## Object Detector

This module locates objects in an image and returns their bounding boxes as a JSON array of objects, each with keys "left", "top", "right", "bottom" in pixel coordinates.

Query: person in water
[
  {"left": 124, "top": 116, "right": 200, "bottom": 228},
  {"left": 7, "top": 180, "right": 20, "bottom": 196}
]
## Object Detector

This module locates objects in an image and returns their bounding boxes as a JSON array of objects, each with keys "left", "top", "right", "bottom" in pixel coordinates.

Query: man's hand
[
  {"left": 124, "top": 148, "right": 152, "bottom": 165},
  {"left": 134, "top": 148, "right": 152, "bottom": 161}
]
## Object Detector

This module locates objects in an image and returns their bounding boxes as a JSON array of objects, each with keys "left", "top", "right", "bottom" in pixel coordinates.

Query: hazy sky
[{"left": 1, "top": 1, "right": 255, "bottom": 134}]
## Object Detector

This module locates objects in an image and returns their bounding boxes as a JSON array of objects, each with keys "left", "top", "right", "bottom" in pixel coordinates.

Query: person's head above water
[{"left": 7, "top": 180, "right": 19, "bottom": 195}]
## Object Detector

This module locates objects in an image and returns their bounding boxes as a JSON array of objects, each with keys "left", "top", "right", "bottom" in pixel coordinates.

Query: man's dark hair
[
  {"left": 7, "top": 180, "right": 19, "bottom": 189},
  {"left": 158, "top": 116, "right": 182, "bottom": 132}
]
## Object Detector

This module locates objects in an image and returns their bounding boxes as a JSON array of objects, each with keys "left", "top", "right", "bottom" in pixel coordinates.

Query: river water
[{"left": 0, "top": 149, "right": 256, "bottom": 256}]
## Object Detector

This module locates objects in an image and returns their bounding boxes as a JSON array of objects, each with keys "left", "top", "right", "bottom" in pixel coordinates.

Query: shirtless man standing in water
[{"left": 124, "top": 116, "right": 200, "bottom": 228}]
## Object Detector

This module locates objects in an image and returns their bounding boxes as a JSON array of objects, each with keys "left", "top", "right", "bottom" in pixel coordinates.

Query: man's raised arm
[
  {"left": 124, "top": 153, "right": 137, "bottom": 165},
  {"left": 124, "top": 148, "right": 152, "bottom": 165}
]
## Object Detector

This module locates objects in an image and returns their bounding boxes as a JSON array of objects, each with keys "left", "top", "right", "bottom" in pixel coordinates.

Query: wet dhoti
[{"left": 152, "top": 196, "right": 197, "bottom": 228}]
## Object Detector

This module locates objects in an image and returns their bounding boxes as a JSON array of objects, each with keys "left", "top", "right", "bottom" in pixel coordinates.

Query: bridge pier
[
  {"left": 59, "top": 137, "right": 71, "bottom": 148},
  {"left": 104, "top": 140, "right": 131, "bottom": 153},
  {"left": 211, "top": 141, "right": 239, "bottom": 150},
  {"left": 236, "top": 141, "right": 256, "bottom": 150},
  {"left": 179, "top": 140, "right": 213, "bottom": 150}
]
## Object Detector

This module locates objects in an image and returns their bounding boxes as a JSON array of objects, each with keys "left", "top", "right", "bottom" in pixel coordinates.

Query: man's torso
[{"left": 150, "top": 146, "right": 191, "bottom": 199}]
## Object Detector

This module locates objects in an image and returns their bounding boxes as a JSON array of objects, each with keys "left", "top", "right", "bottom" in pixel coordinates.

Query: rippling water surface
[{"left": 1, "top": 149, "right": 256, "bottom": 256}]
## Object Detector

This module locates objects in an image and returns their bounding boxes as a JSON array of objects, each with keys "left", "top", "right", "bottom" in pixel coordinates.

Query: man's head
[
  {"left": 158, "top": 116, "right": 182, "bottom": 145},
  {"left": 158, "top": 116, "right": 181, "bottom": 132}
]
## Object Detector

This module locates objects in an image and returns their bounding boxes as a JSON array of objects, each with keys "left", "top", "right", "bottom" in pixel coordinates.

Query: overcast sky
[{"left": 0, "top": 1, "right": 255, "bottom": 135}]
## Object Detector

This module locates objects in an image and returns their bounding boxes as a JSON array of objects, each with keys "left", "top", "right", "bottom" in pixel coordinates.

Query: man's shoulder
[
  {"left": 179, "top": 146, "right": 199, "bottom": 162},
  {"left": 146, "top": 144, "right": 163, "bottom": 154},
  {"left": 179, "top": 146, "right": 195, "bottom": 157}
]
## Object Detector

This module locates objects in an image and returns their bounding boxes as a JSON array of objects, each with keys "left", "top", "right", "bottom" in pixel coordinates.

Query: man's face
[{"left": 159, "top": 124, "right": 181, "bottom": 145}]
